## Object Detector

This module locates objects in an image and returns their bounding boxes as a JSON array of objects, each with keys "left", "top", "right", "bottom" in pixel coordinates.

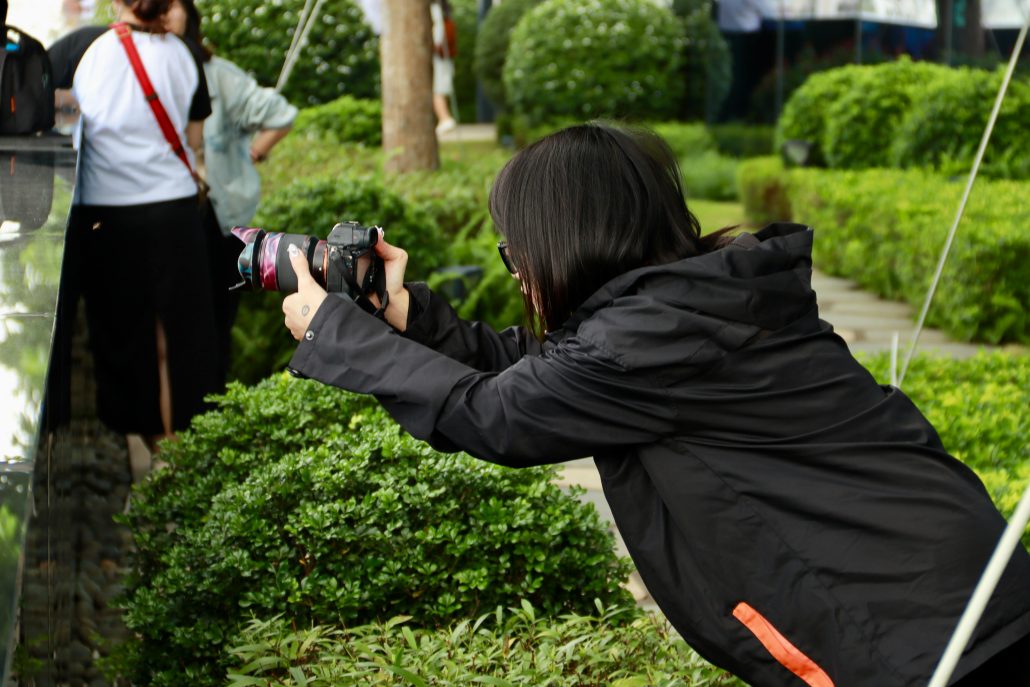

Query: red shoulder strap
[{"left": 110, "top": 22, "right": 194, "bottom": 175}]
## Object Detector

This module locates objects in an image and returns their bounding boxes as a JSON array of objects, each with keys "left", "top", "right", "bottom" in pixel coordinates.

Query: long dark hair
[
  {"left": 489, "top": 122, "right": 724, "bottom": 335},
  {"left": 177, "top": 0, "right": 213, "bottom": 61},
  {"left": 125, "top": 0, "right": 172, "bottom": 25}
]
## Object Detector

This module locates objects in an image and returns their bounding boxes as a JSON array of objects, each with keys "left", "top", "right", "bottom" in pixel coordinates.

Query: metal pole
[
  {"left": 898, "top": 14, "right": 1030, "bottom": 387},
  {"left": 276, "top": 0, "right": 327, "bottom": 93}
]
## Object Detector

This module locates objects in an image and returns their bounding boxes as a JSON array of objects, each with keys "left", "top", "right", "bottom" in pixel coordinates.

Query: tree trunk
[
  {"left": 961, "top": 0, "right": 985, "bottom": 59},
  {"left": 381, "top": 0, "right": 439, "bottom": 173}
]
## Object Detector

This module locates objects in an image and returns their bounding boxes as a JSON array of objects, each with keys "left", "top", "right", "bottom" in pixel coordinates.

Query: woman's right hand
[{"left": 373, "top": 232, "right": 410, "bottom": 332}]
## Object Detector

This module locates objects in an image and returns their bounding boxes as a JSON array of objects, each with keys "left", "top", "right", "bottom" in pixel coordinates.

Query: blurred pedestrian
[
  {"left": 164, "top": 0, "right": 298, "bottom": 382},
  {"left": 48, "top": 0, "right": 220, "bottom": 462},
  {"left": 431, "top": 0, "right": 457, "bottom": 135},
  {"left": 717, "top": 0, "right": 775, "bottom": 121}
]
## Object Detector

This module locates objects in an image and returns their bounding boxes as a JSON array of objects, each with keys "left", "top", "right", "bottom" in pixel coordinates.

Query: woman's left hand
[{"left": 283, "top": 245, "right": 328, "bottom": 341}]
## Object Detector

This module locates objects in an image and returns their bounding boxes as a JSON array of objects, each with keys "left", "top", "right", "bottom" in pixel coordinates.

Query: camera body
[{"left": 231, "top": 221, "right": 385, "bottom": 303}]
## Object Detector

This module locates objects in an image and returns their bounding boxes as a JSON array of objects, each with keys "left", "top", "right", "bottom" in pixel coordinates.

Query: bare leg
[
  {"left": 147, "top": 319, "right": 175, "bottom": 458},
  {"left": 433, "top": 93, "right": 451, "bottom": 123}
]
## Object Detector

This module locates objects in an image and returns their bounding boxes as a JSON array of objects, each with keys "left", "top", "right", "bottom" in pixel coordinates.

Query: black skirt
[{"left": 71, "top": 196, "right": 222, "bottom": 435}]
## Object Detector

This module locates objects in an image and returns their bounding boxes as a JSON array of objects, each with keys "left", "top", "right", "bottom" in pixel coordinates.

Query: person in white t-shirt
[{"left": 48, "top": 0, "right": 221, "bottom": 463}]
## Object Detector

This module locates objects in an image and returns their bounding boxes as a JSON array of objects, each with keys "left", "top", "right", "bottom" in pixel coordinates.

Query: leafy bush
[
  {"left": 859, "top": 352, "right": 1030, "bottom": 545},
  {"left": 119, "top": 376, "right": 635, "bottom": 686},
  {"left": 199, "top": 0, "right": 380, "bottom": 106},
  {"left": 292, "top": 95, "right": 382, "bottom": 146},
  {"left": 775, "top": 64, "right": 865, "bottom": 166},
  {"left": 226, "top": 603, "right": 744, "bottom": 686},
  {"left": 503, "top": 0, "right": 685, "bottom": 127},
  {"left": 671, "top": 0, "right": 731, "bottom": 122},
  {"left": 649, "top": 121, "right": 716, "bottom": 158},
  {"left": 736, "top": 156, "right": 791, "bottom": 224},
  {"left": 230, "top": 175, "right": 445, "bottom": 383},
  {"left": 474, "top": 0, "right": 544, "bottom": 113},
  {"left": 708, "top": 123, "right": 775, "bottom": 158},
  {"left": 822, "top": 59, "right": 953, "bottom": 169},
  {"left": 681, "top": 151, "right": 739, "bottom": 201},
  {"left": 738, "top": 161, "right": 1030, "bottom": 343},
  {"left": 890, "top": 67, "right": 1030, "bottom": 179}
]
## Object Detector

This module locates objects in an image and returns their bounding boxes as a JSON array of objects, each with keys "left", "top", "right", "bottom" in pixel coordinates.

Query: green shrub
[
  {"left": 681, "top": 151, "right": 739, "bottom": 201},
  {"left": 226, "top": 603, "right": 744, "bottom": 686},
  {"left": 775, "top": 64, "right": 865, "bottom": 166},
  {"left": 649, "top": 121, "right": 716, "bottom": 159},
  {"left": 736, "top": 156, "right": 791, "bottom": 224},
  {"left": 708, "top": 123, "right": 775, "bottom": 158},
  {"left": 858, "top": 352, "right": 1030, "bottom": 545},
  {"left": 292, "top": 95, "right": 382, "bottom": 146},
  {"left": 503, "top": 0, "right": 685, "bottom": 127},
  {"left": 890, "top": 68, "right": 1030, "bottom": 179},
  {"left": 119, "top": 376, "right": 635, "bottom": 686},
  {"left": 230, "top": 175, "right": 445, "bottom": 384},
  {"left": 200, "top": 0, "right": 380, "bottom": 106},
  {"left": 671, "top": 0, "right": 731, "bottom": 122},
  {"left": 822, "top": 60, "right": 953, "bottom": 169},
  {"left": 474, "top": 0, "right": 544, "bottom": 113},
  {"left": 787, "top": 167, "right": 1030, "bottom": 343}
]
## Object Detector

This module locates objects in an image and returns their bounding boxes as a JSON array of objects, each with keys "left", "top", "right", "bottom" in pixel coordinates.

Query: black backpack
[{"left": 0, "top": 5, "right": 55, "bottom": 135}]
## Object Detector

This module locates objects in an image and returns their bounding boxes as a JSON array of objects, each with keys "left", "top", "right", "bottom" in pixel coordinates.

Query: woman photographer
[{"left": 281, "top": 123, "right": 1030, "bottom": 686}]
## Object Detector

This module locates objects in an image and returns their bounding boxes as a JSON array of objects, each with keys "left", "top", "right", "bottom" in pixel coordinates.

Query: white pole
[
  {"left": 282, "top": 0, "right": 316, "bottom": 84},
  {"left": 276, "top": 0, "right": 327, "bottom": 93}
]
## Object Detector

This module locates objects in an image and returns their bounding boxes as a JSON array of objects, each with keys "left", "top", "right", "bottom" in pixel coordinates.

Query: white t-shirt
[{"left": 70, "top": 29, "right": 203, "bottom": 206}]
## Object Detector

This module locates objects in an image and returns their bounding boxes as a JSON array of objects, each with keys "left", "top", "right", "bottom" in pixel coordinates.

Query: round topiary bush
[
  {"left": 890, "top": 67, "right": 1030, "bottom": 179},
  {"left": 292, "top": 95, "right": 382, "bottom": 146},
  {"left": 822, "top": 59, "right": 952, "bottom": 169},
  {"left": 199, "top": 0, "right": 380, "bottom": 106},
  {"left": 119, "top": 376, "right": 635, "bottom": 687},
  {"left": 503, "top": 0, "right": 685, "bottom": 127},
  {"left": 229, "top": 174, "right": 445, "bottom": 384},
  {"left": 473, "top": 0, "right": 544, "bottom": 113},
  {"left": 775, "top": 63, "right": 866, "bottom": 166},
  {"left": 672, "top": 0, "right": 731, "bottom": 122}
]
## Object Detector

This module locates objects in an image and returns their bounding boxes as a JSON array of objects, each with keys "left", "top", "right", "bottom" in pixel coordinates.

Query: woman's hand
[
  {"left": 373, "top": 233, "right": 411, "bottom": 332},
  {"left": 283, "top": 245, "right": 328, "bottom": 341}
]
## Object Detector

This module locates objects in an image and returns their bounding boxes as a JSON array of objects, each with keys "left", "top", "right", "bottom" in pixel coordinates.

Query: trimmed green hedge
[
  {"left": 822, "top": 60, "right": 952, "bottom": 169},
  {"left": 118, "top": 376, "right": 634, "bottom": 686},
  {"left": 226, "top": 603, "right": 744, "bottom": 686},
  {"left": 737, "top": 157, "right": 1030, "bottom": 344},
  {"left": 292, "top": 95, "right": 382, "bottom": 146},
  {"left": 504, "top": 0, "right": 685, "bottom": 127},
  {"left": 890, "top": 67, "right": 1030, "bottom": 179},
  {"left": 736, "top": 156, "right": 791, "bottom": 224},
  {"left": 474, "top": 0, "right": 544, "bottom": 114},
  {"left": 775, "top": 64, "right": 865, "bottom": 166}
]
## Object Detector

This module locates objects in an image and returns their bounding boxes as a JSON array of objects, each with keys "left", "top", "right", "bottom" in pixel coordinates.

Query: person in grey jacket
[
  {"left": 166, "top": 0, "right": 298, "bottom": 380},
  {"left": 280, "top": 122, "right": 1030, "bottom": 686}
]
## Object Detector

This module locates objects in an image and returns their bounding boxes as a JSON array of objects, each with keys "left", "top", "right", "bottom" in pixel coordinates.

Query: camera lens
[{"left": 231, "top": 227, "right": 325, "bottom": 292}]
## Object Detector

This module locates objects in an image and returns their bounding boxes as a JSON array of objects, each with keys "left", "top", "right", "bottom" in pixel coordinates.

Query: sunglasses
[{"left": 497, "top": 241, "right": 518, "bottom": 276}]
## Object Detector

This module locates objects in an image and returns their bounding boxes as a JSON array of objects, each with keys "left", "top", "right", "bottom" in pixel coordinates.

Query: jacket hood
[{"left": 560, "top": 223, "right": 817, "bottom": 337}]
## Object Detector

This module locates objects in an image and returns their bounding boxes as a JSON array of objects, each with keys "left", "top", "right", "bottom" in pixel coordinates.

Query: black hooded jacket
[{"left": 288, "top": 223, "right": 1030, "bottom": 686}]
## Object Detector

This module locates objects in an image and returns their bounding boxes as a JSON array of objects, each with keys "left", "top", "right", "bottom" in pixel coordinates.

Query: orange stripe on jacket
[{"left": 733, "top": 602, "right": 835, "bottom": 687}]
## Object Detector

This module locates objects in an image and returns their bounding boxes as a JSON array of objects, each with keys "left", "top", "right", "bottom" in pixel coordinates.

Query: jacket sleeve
[
  {"left": 399, "top": 282, "right": 542, "bottom": 372},
  {"left": 288, "top": 295, "right": 680, "bottom": 467},
  {"left": 216, "top": 60, "right": 298, "bottom": 132}
]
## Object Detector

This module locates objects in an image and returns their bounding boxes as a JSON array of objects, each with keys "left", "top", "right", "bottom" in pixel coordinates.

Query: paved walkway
[{"left": 556, "top": 268, "right": 1004, "bottom": 610}]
